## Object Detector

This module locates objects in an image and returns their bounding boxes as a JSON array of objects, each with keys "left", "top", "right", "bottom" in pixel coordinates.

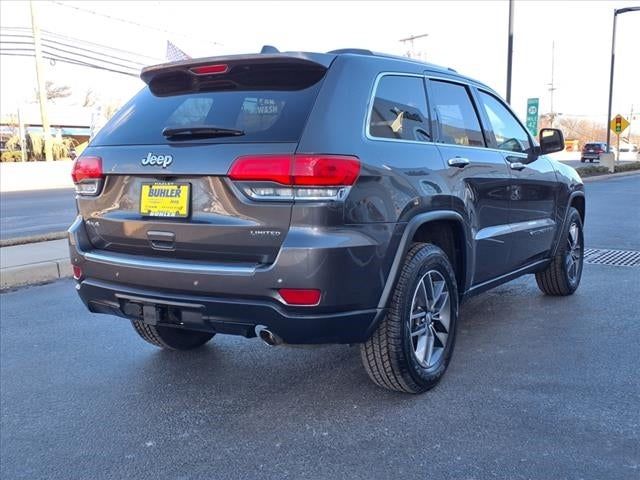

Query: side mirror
[{"left": 539, "top": 128, "right": 564, "bottom": 155}]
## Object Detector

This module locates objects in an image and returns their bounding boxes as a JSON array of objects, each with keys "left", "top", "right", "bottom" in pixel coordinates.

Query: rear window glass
[
  {"left": 91, "top": 83, "right": 322, "bottom": 146},
  {"left": 368, "top": 75, "right": 431, "bottom": 142}
]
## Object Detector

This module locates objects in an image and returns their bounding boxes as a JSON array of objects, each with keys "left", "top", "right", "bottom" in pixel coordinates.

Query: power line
[
  {"left": 41, "top": 28, "right": 161, "bottom": 62},
  {"left": 0, "top": 37, "right": 144, "bottom": 70},
  {"left": 1, "top": 42, "right": 141, "bottom": 74},
  {"left": 0, "top": 27, "right": 162, "bottom": 64},
  {"left": 0, "top": 50, "right": 138, "bottom": 77},
  {"left": 49, "top": 1, "right": 223, "bottom": 47},
  {"left": 41, "top": 38, "right": 147, "bottom": 67}
]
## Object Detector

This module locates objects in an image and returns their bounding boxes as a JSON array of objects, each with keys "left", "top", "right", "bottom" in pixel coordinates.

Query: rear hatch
[
  {"left": 74, "top": 54, "right": 332, "bottom": 266},
  {"left": 583, "top": 143, "right": 603, "bottom": 153}
]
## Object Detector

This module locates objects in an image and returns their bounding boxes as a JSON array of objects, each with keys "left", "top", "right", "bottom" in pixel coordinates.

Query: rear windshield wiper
[{"left": 162, "top": 125, "right": 245, "bottom": 139}]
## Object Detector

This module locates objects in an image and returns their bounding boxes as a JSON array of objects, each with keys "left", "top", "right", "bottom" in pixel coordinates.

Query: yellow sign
[
  {"left": 140, "top": 183, "right": 190, "bottom": 217},
  {"left": 610, "top": 114, "right": 630, "bottom": 135}
]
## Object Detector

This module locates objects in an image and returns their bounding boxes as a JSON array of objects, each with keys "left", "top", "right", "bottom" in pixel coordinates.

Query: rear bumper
[
  {"left": 69, "top": 216, "right": 398, "bottom": 344},
  {"left": 76, "top": 278, "right": 383, "bottom": 344}
]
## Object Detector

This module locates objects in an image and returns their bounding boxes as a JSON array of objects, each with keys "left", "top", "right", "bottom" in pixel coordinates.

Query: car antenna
[{"left": 260, "top": 45, "right": 279, "bottom": 54}]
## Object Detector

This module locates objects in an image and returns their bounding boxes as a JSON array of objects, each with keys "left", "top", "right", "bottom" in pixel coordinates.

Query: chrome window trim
[
  {"left": 425, "top": 75, "right": 490, "bottom": 150},
  {"left": 364, "top": 72, "right": 434, "bottom": 146},
  {"left": 363, "top": 71, "right": 535, "bottom": 156},
  {"left": 475, "top": 87, "right": 537, "bottom": 152}
]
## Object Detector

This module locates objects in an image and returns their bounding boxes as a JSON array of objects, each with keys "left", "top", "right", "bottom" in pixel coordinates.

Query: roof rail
[
  {"left": 327, "top": 48, "right": 374, "bottom": 55},
  {"left": 260, "top": 45, "right": 280, "bottom": 54}
]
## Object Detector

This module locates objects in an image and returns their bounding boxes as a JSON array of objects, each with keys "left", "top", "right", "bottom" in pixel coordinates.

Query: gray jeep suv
[{"left": 69, "top": 48, "right": 585, "bottom": 393}]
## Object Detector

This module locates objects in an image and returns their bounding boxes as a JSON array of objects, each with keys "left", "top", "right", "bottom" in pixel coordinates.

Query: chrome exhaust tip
[{"left": 255, "top": 325, "right": 282, "bottom": 346}]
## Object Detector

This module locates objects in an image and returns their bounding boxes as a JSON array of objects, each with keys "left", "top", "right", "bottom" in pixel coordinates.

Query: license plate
[{"left": 140, "top": 183, "right": 190, "bottom": 218}]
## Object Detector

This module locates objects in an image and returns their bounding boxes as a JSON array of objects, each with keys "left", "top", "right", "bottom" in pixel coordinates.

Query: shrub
[
  {"left": 615, "top": 161, "right": 640, "bottom": 173},
  {"left": 576, "top": 161, "right": 640, "bottom": 177},
  {"left": 25, "top": 133, "right": 78, "bottom": 160},
  {"left": 1, "top": 151, "right": 23, "bottom": 162}
]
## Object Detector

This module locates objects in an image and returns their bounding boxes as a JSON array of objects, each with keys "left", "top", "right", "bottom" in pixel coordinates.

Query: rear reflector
[
  {"left": 72, "top": 265, "right": 83, "bottom": 280},
  {"left": 278, "top": 288, "right": 321, "bottom": 306},
  {"left": 229, "top": 155, "right": 360, "bottom": 186},
  {"left": 190, "top": 64, "right": 229, "bottom": 75}
]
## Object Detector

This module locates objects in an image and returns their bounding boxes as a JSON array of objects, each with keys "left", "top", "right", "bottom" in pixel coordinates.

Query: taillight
[
  {"left": 292, "top": 155, "right": 360, "bottom": 186},
  {"left": 228, "top": 155, "right": 292, "bottom": 185},
  {"left": 228, "top": 154, "right": 360, "bottom": 201},
  {"left": 71, "top": 156, "right": 103, "bottom": 195},
  {"left": 278, "top": 288, "right": 322, "bottom": 306}
]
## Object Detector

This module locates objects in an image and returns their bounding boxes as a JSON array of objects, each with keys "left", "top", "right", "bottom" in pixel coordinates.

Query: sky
[{"left": 1, "top": 0, "right": 639, "bottom": 126}]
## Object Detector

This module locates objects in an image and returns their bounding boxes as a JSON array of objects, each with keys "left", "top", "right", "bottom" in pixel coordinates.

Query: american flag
[{"left": 166, "top": 41, "right": 191, "bottom": 61}]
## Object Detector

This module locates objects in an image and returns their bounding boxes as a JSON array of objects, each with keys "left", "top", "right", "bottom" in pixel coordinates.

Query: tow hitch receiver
[{"left": 120, "top": 300, "right": 203, "bottom": 328}]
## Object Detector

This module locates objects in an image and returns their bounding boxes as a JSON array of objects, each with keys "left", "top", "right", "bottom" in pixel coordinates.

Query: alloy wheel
[
  {"left": 566, "top": 221, "right": 582, "bottom": 283},
  {"left": 409, "top": 270, "right": 451, "bottom": 368}
]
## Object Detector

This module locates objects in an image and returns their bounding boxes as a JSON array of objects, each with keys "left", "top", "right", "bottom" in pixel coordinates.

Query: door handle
[
  {"left": 447, "top": 157, "right": 470, "bottom": 168},
  {"left": 509, "top": 162, "right": 526, "bottom": 171}
]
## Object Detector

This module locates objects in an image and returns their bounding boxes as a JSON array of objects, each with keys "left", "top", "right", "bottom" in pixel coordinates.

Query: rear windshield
[
  {"left": 91, "top": 83, "right": 323, "bottom": 146},
  {"left": 584, "top": 143, "right": 603, "bottom": 148}
]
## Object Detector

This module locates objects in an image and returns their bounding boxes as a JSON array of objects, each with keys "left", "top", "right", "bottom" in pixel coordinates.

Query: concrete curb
[
  {"left": 1, "top": 259, "right": 71, "bottom": 290},
  {"left": 0, "top": 231, "right": 67, "bottom": 248},
  {"left": 582, "top": 170, "right": 640, "bottom": 182},
  {"left": 0, "top": 239, "right": 71, "bottom": 291}
]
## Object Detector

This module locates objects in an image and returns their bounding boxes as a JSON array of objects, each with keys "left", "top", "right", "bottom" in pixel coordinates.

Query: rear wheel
[
  {"left": 360, "top": 243, "right": 459, "bottom": 394},
  {"left": 535, "top": 207, "right": 584, "bottom": 296},
  {"left": 131, "top": 320, "right": 214, "bottom": 350}
]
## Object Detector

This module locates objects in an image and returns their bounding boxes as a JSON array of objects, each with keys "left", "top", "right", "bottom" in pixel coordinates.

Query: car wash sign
[{"left": 526, "top": 98, "right": 539, "bottom": 136}]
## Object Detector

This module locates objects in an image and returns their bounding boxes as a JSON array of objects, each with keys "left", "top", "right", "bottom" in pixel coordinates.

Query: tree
[
  {"left": 33, "top": 81, "right": 72, "bottom": 102},
  {"left": 82, "top": 89, "right": 97, "bottom": 107}
]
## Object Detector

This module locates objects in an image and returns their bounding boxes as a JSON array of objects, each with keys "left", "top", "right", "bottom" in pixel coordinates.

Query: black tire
[
  {"left": 535, "top": 207, "right": 584, "bottom": 296},
  {"left": 131, "top": 320, "right": 214, "bottom": 350},
  {"left": 589, "top": 159, "right": 594, "bottom": 163},
  {"left": 580, "top": 159, "right": 585, "bottom": 163},
  {"left": 360, "top": 243, "right": 459, "bottom": 394}
]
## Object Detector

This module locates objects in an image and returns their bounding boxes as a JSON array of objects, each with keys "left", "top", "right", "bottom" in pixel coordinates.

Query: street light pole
[
  {"left": 506, "top": 0, "right": 514, "bottom": 104},
  {"left": 606, "top": 6, "right": 639, "bottom": 154}
]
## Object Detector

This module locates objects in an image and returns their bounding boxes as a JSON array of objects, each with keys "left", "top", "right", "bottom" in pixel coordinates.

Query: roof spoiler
[{"left": 140, "top": 53, "right": 334, "bottom": 97}]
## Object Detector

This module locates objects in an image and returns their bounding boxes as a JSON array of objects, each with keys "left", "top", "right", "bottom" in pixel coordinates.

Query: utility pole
[
  {"left": 30, "top": 0, "right": 53, "bottom": 161},
  {"left": 18, "top": 107, "right": 26, "bottom": 162},
  {"left": 627, "top": 104, "right": 634, "bottom": 143},
  {"left": 506, "top": 0, "right": 514, "bottom": 104},
  {"left": 399, "top": 33, "right": 429, "bottom": 60}
]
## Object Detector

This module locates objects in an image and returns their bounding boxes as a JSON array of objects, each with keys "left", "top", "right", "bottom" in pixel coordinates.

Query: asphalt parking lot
[{"left": 1, "top": 175, "right": 639, "bottom": 480}]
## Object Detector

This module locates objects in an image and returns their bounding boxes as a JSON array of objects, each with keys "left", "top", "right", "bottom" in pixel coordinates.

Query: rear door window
[
  {"left": 368, "top": 75, "right": 431, "bottom": 142},
  {"left": 92, "top": 83, "right": 323, "bottom": 146},
  {"left": 429, "top": 80, "right": 485, "bottom": 147}
]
